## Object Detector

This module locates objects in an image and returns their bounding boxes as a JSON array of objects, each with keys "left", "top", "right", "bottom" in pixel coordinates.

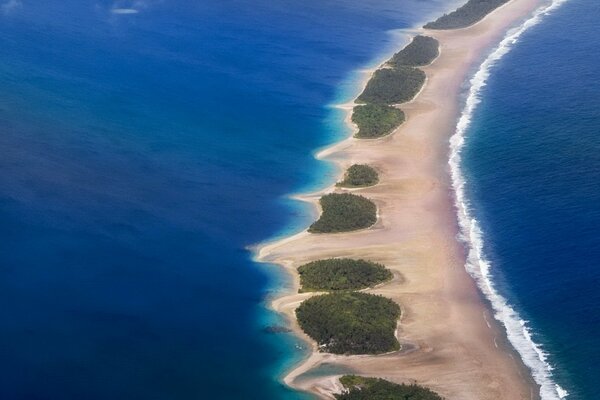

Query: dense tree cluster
[
  {"left": 352, "top": 104, "right": 405, "bottom": 139},
  {"left": 388, "top": 35, "right": 439, "bottom": 67},
  {"left": 298, "top": 258, "right": 392, "bottom": 292},
  {"left": 308, "top": 193, "right": 376, "bottom": 233},
  {"left": 424, "top": 0, "right": 509, "bottom": 29},
  {"left": 337, "top": 164, "right": 379, "bottom": 187},
  {"left": 336, "top": 376, "right": 444, "bottom": 400},
  {"left": 296, "top": 292, "right": 400, "bottom": 354},
  {"left": 357, "top": 67, "right": 425, "bottom": 105},
  {"left": 353, "top": 34, "right": 438, "bottom": 138}
]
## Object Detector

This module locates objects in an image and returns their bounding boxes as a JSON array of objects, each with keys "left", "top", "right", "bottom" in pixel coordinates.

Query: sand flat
[{"left": 257, "top": 0, "right": 548, "bottom": 398}]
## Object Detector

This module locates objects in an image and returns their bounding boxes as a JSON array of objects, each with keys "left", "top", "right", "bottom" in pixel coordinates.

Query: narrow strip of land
[{"left": 257, "top": 0, "right": 546, "bottom": 399}]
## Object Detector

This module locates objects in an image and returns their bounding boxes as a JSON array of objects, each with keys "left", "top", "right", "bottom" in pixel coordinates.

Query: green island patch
[
  {"left": 356, "top": 67, "right": 425, "bottom": 105},
  {"left": 308, "top": 193, "right": 376, "bottom": 233},
  {"left": 336, "top": 376, "right": 444, "bottom": 400},
  {"left": 424, "top": 0, "right": 509, "bottom": 30},
  {"left": 337, "top": 164, "right": 379, "bottom": 188},
  {"left": 298, "top": 258, "right": 392, "bottom": 292},
  {"left": 351, "top": 35, "right": 437, "bottom": 138},
  {"left": 352, "top": 104, "right": 405, "bottom": 139},
  {"left": 388, "top": 35, "right": 439, "bottom": 67},
  {"left": 296, "top": 292, "right": 400, "bottom": 355}
]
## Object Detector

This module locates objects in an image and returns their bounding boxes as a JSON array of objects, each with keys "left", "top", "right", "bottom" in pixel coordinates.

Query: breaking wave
[{"left": 448, "top": 1, "right": 571, "bottom": 399}]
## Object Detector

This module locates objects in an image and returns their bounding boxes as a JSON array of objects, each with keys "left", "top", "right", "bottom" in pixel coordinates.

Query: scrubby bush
[
  {"left": 337, "top": 164, "right": 379, "bottom": 187},
  {"left": 424, "top": 0, "right": 509, "bottom": 30},
  {"left": 298, "top": 258, "right": 392, "bottom": 292},
  {"left": 336, "top": 376, "right": 444, "bottom": 400},
  {"left": 388, "top": 35, "right": 439, "bottom": 67},
  {"left": 308, "top": 193, "right": 376, "bottom": 233},
  {"left": 352, "top": 104, "right": 405, "bottom": 139},
  {"left": 296, "top": 292, "right": 401, "bottom": 354},
  {"left": 357, "top": 67, "right": 425, "bottom": 105}
]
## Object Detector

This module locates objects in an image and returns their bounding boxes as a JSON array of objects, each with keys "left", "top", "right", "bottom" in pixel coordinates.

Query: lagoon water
[{"left": 0, "top": 0, "right": 597, "bottom": 399}]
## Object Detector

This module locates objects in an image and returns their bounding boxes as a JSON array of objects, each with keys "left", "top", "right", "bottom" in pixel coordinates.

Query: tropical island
[
  {"left": 357, "top": 67, "right": 425, "bottom": 105},
  {"left": 298, "top": 258, "right": 392, "bottom": 292},
  {"left": 335, "top": 376, "right": 444, "bottom": 400},
  {"left": 424, "top": 0, "right": 510, "bottom": 29},
  {"left": 296, "top": 292, "right": 400, "bottom": 354},
  {"left": 352, "top": 104, "right": 405, "bottom": 139},
  {"left": 308, "top": 193, "right": 377, "bottom": 233},
  {"left": 387, "top": 35, "right": 439, "bottom": 67},
  {"left": 337, "top": 164, "right": 379, "bottom": 187}
]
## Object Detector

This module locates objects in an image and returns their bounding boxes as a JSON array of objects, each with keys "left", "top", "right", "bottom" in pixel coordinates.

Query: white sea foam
[
  {"left": 448, "top": 1, "right": 570, "bottom": 399},
  {"left": 111, "top": 8, "right": 139, "bottom": 14}
]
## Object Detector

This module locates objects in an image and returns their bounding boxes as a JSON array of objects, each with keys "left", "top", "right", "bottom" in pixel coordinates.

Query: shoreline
[{"left": 256, "top": 0, "right": 552, "bottom": 399}]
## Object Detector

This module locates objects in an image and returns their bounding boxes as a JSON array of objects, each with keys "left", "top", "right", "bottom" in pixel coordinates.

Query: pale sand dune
[{"left": 256, "top": 0, "right": 548, "bottom": 399}]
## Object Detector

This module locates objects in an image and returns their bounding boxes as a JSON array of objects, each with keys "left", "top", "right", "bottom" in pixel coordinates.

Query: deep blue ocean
[
  {"left": 461, "top": 0, "right": 599, "bottom": 399},
  {"left": 0, "top": 0, "right": 596, "bottom": 399},
  {"left": 0, "top": 0, "right": 453, "bottom": 399}
]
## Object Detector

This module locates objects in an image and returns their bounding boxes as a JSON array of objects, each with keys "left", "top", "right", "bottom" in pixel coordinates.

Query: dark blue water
[
  {"left": 0, "top": 0, "right": 453, "bottom": 398},
  {"left": 463, "top": 1, "right": 599, "bottom": 399}
]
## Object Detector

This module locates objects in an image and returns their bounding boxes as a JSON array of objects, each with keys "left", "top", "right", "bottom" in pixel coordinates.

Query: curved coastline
[
  {"left": 448, "top": 0, "right": 570, "bottom": 399},
  {"left": 256, "top": 0, "right": 558, "bottom": 399}
]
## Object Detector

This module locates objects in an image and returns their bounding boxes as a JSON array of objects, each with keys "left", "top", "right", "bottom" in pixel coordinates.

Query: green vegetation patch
[
  {"left": 298, "top": 258, "right": 392, "bottom": 292},
  {"left": 352, "top": 104, "right": 405, "bottom": 139},
  {"left": 388, "top": 35, "right": 439, "bottom": 67},
  {"left": 336, "top": 376, "right": 443, "bottom": 400},
  {"left": 337, "top": 164, "right": 379, "bottom": 188},
  {"left": 296, "top": 292, "right": 400, "bottom": 354},
  {"left": 424, "top": 0, "right": 509, "bottom": 30},
  {"left": 357, "top": 67, "right": 425, "bottom": 105},
  {"left": 308, "top": 193, "right": 376, "bottom": 233}
]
